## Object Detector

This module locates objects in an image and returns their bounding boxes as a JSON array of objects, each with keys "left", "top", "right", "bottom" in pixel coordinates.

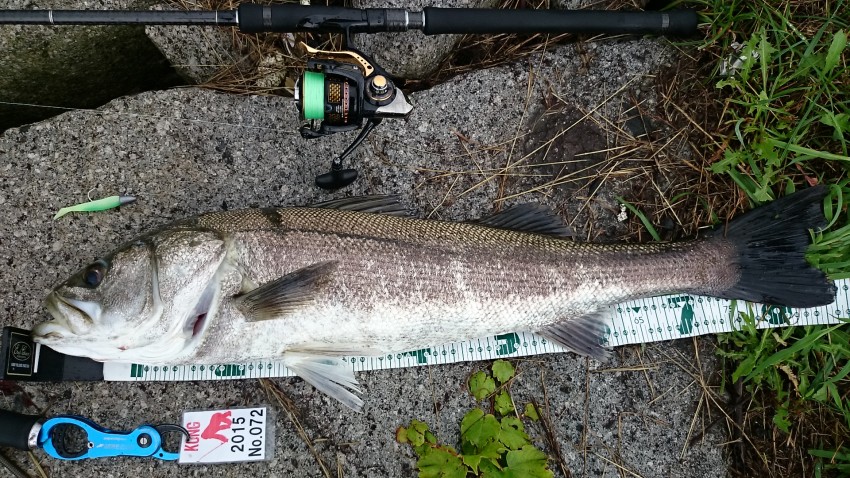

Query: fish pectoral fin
[
  {"left": 235, "top": 261, "right": 337, "bottom": 321},
  {"left": 312, "top": 195, "right": 410, "bottom": 217},
  {"left": 283, "top": 352, "right": 364, "bottom": 412},
  {"left": 538, "top": 311, "right": 610, "bottom": 361},
  {"left": 475, "top": 203, "right": 572, "bottom": 238}
]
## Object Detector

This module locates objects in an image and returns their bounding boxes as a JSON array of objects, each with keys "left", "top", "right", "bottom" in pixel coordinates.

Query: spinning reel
[{"left": 295, "top": 43, "right": 413, "bottom": 189}]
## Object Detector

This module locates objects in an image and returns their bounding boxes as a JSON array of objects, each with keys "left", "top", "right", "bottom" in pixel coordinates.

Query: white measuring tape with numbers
[{"left": 102, "top": 279, "right": 850, "bottom": 381}]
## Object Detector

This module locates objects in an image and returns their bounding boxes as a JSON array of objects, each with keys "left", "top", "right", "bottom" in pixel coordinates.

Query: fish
[{"left": 32, "top": 187, "right": 837, "bottom": 410}]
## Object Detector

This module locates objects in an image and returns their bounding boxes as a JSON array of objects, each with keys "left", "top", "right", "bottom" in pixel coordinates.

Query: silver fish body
[{"left": 33, "top": 190, "right": 837, "bottom": 410}]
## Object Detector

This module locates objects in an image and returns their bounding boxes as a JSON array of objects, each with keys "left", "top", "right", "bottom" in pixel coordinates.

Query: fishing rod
[{"left": 0, "top": 4, "right": 699, "bottom": 189}]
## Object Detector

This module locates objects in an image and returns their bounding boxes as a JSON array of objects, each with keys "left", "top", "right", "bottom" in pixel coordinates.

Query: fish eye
[{"left": 82, "top": 260, "right": 109, "bottom": 288}]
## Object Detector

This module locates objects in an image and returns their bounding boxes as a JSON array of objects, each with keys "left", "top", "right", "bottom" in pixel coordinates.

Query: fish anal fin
[
  {"left": 538, "top": 311, "right": 610, "bottom": 361},
  {"left": 235, "top": 261, "right": 337, "bottom": 321},
  {"left": 311, "top": 195, "right": 410, "bottom": 217},
  {"left": 283, "top": 351, "right": 364, "bottom": 412},
  {"left": 476, "top": 204, "right": 572, "bottom": 238}
]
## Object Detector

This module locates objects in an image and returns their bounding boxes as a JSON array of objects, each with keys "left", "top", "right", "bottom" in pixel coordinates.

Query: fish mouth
[
  {"left": 31, "top": 320, "right": 68, "bottom": 343},
  {"left": 37, "top": 293, "right": 100, "bottom": 339}
]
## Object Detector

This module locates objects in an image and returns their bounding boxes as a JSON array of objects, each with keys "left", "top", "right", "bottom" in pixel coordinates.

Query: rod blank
[
  {"left": 0, "top": 4, "right": 697, "bottom": 37},
  {"left": 0, "top": 9, "right": 236, "bottom": 26}
]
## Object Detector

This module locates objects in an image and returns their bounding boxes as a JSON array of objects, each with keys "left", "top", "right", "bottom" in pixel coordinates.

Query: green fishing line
[{"left": 54, "top": 195, "right": 136, "bottom": 220}]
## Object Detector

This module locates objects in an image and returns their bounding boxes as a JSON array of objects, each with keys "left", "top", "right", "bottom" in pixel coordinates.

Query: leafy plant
[
  {"left": 688, "top": 1, "right": 850, "bottom": 475},
  {"left": 716, "top": 314, "right": 850, "bottom": 433},
  {"left": 397, "top": 360, "right": 553, "bottom": 478}
]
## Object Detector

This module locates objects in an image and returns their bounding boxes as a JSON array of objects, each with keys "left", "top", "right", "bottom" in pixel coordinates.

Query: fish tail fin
[{"left": 708, "top": 185, "right": 836, "bottom": 307}]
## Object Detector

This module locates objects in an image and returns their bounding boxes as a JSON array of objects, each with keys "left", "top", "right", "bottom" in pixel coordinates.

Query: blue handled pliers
[{"left": 0, "top": 409, "right": 188, "bottom": 461}]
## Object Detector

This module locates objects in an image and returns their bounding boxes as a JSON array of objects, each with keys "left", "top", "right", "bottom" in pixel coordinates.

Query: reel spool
[{"left": 295, "top": 45, "right": 413, "bottom": 190}]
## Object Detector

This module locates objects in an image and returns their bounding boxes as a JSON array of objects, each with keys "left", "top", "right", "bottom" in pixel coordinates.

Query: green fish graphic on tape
[{"left": 33, "top": 188, "right": 837, "bottom": 411}]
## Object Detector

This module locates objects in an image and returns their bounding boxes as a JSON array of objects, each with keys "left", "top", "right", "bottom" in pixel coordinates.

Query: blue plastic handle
[{"left": 38, "top": 416, "right": 179, "bottom": 461}]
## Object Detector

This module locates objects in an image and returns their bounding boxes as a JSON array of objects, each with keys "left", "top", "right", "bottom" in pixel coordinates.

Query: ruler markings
[{"left": 103, "top": 279, "right": 850, "bottom": 381}]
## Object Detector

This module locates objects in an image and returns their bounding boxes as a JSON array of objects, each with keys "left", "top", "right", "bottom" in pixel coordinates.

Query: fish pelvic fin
[
  {"left": 475, "top": 203, "right": 572, "bottom": 238},
  {"left": 235, "top": 261, "right": 337, "bottom": 321},
  {"left": 708, "top": 185, "right": 836, "bottom": 308},
  {"left": 283, "top": 351, "right": 364, "bottom": 412},
  {"left": 538, "top": 311, "right": 611, "bottom": 361}
]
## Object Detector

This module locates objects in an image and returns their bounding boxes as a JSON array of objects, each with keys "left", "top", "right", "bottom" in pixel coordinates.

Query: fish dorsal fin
[
  {"left": 283, "top": 351, "right": 364, "bottom": 411},
  {"left": 235, "top": 261, "right": 337, "bottom": 321},
  {"left": 538, "top": 311, "right": 610, "bottom": 361},
  {"left": 476, "top": 204, "right": 572, "bottom": 237},
  {"left": 311, "top": 195, "right": 410, "bottom": 217}
]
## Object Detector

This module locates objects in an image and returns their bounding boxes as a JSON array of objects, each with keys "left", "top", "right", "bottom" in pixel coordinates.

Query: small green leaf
[
  {"left": 499, "top": 416, "right": 530, "bottom": 450},
  {"left": 824, "top": 30, "right": 847, "bottom": 73},
  {"left": 412, "top": 420, "right": 429, "bottom": 433},
  {"left": 757, "top": 31, "right": 776, "bottom": 84},
  {"left": 492, "top": 360, "right": 515, "bottom": 384},
  {"left": 773, "top": 405, "right": 791, "bottom": 433},
  {"left": 820, "top": 112, "right": 850, "bottom": 140},
  {"left": 477, "top": 440, "right": 507, "bottom": 460},
  {"left": 504, "top": 445, "right": 554, "bottom": 478},
  {"left": 397, "top": 426, "right": 409, "bottom": 444},
  {"left": 461, "top": 409, "right": 485, "bottom": 433},
  {"left": 754, "top": 137, "right": 780, "bottom": 168},
  {"left": 461, "top": 409, "right": 501, "bottom": 449},
  {"left": 417, "top": 446, "right": 467, "bottom": 478},
  {"left": 479, "top": 458, "right": 506, "bottom": 477},
  {"left": 494, "top": 391, "right": 515, "bottom": 416},
  {"left": 462, "top": 454, "right": 483, "bottom": 474},
  {"left": 405, "top": 419, "right": 430, "bottom": 447},
  {"left": 407, "top": 427, "right": 426, "bottom": 447},
  {"left": 469, "top": 371, "right": 496, "bottom": 400},
  {"left": 732, "top": 355, "right": 756, "bottom": 382},
  {"left": 524, "top": 403, "right": 540, "bottom": 421}
]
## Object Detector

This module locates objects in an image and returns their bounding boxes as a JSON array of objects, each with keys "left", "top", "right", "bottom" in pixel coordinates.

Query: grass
[{"left": 683, "top": 0, "right": 850, "bottom": 476}]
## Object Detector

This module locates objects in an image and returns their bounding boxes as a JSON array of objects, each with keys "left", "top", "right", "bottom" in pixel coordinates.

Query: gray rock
[
  {"left": 0, "top": 36, "right": 726, "bottom": 477},
  {"left": 0, "top": 0, "right": 181, "bottom": 131},
  {"left": 145, "top": 2, "right": 247, "bottom": 84}
]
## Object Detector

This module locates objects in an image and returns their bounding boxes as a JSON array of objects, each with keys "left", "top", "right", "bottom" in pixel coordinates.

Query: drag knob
[{"left": 367, "top": 75, "right": 393, "bottom": 102}]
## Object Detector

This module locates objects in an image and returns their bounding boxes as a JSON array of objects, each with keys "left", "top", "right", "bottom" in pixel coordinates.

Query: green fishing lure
[{"left": 54, "top": 195, "right": 136, "bottom": 220}]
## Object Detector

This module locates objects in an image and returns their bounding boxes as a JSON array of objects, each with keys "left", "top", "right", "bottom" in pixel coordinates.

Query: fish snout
[
  {"left": 42, "top": 292, "right": 99, "bottom": 335},
  {"left": 31, "top": 319, "right": 70, "bottom": 343}
]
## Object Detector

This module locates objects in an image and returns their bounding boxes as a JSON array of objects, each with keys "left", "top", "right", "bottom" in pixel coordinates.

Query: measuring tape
[{"left": 99, "top": 279, "right": 850, "bottom": 381}]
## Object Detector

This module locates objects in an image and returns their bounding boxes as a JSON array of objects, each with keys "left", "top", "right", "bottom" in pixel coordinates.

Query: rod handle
[
  {"left": 0, "top": 410, "right": 41, "bottom": 451},
  {"left": 422, "top": 8, "right": 698, "bottom": 36}
]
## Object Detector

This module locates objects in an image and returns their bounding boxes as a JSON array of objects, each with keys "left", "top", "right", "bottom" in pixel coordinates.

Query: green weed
[
  {"left": 689, "top": 0, "right": 850, "bottom": 475},
  {"left": 397, "top": 360, "right": 553, "bottom": 478},
  {"left": 699, "top": 2, "right": 850, "bottom": 203}
]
